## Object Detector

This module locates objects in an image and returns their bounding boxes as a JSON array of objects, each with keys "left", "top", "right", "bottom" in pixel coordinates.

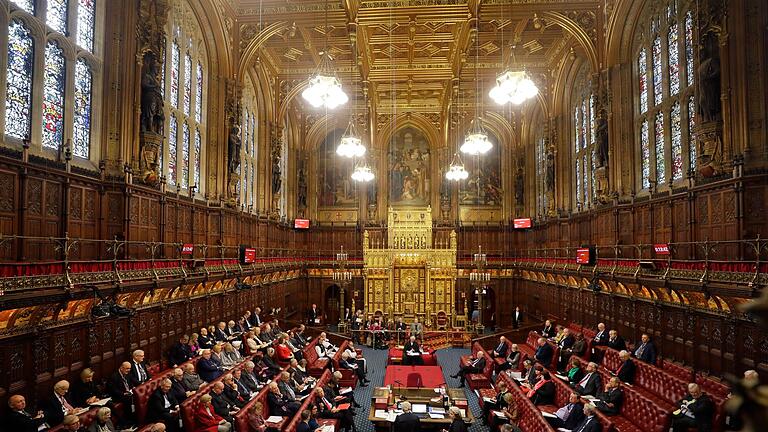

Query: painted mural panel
[
  {"left": 318, "top": 129, "right": 357, "bottom": 207},
  {"left": 459, "top": 134, "right": 502, "bottom": 206},
  {"left": 388, "top": 127, "right": 431, "bottom": 206}
]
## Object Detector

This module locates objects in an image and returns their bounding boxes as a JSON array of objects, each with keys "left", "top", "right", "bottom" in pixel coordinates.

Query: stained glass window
[
  {"left": 195, "top": 62, "right": 203, "bottom": 123},
  {"left": 77, "top": 0, "right": 96, "bottom": 52},
  {"left": 575, "top": 158, "right": 581, "bottom": 205},
  {"left": 242, "top": 110, "right": 249, "bottom": 155},
  {"left": 42, "top": 41, "right": 66, "bottom": 150},
  {"left": 638, "top": 49, "right": 648, "bottom": 114},
  {"left": 591, "top": 150, "right": 596, "bottom": 200},
  {"left": 181, "top": 122, "right": 190, "bottom": 189},
  {"left": 581, "top": 99, "right": 587, "bottom": 149},
  {"left": 5, "top": 19, "right": 35, "bottom": 140},
  {"left": 654, "top": 111, "right": 666, "bottom": 184},
  {"left": 47, "top": 0, "right": 69, "bottom": 34},
  {"left": 73, "top": 59, "right": 93, "bottom": 159},
  {"left": 685, "top": 11, "right": 694, "bottom": 87},
  {"left": 590, "top": 94, "right": 596, "bottom": 145},
  {"left": 574, "top": 109, "right": 580, "bottom": 152},
  {"left": 11, "top": 1, "right": 35, "bottom": 14},
  {"left": 170, "top": 42, "right": 179, "bottom": 108},
  {"left": 183, "top": 53, "right": 191, "bottom": 115},
  {"left": 652, "top": 36, "right": 663, "bottom": 106},
  {"left": 194, "top": 128, "right": 201, "bottom": 187},
  {"left": 670, "top": 102, "right": 683, "bottom": 180},
  {"left": 168, "top": 117, "right": 177, "bottom": 186},
  {"left": 688, "top": 96, "right": 696, "bottom": 170},
  {"left": 582, "top": 155, "right": 588, "bottom": 203},
  {"left": 641, "top": 120, "right": 650, "bottom": 189},
  {"left": 668, "top": 22, "right": 680, "bottom": 95}
]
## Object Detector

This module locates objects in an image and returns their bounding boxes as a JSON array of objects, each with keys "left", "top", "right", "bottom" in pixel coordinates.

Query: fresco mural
[
  {"left": 318, "top": 129, "right": 358, "bottom": 207},
  {"left": 388, "top": 127, "right": 431, "bottom": 206},
  {"left": 459, "top": 133, "right": 502, "bottom": 206}
]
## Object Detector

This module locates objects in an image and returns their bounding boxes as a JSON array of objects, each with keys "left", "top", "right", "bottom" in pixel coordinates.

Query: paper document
[
  {"left": 482, "top": 396, "right": 496, "bottom": 403},
  {"left": 319, "top": 426, "right": 335, "bottom": 432},
  {"left": 428, "top": 413, "right": 445, "bottom": 419},
  {"left": 541, "top": 411, "right": 558, "bottom": 418},
  {"left": 429, "top": 407, "right": 446, "bottom": 414},
  {"left": 557, "top": 428, "right": 573, "bottom": 432},
  {"left": 265, "top": 416, "right": 283, "bottom": 423},
  {"left": 90, "top": 397, "right": 111, "bottom": 407},
  {"left": 555, "top": 374, "right": 568, "bottom": 380},
  {"left": 508, "top": 371, "right": 522, "bottom": 380},
  {"left": 339, "top": 387, "right": 352, "bottom": 394},
  {"left": 411, "top": 404, "right": 428, "bottom": 413},
  {"left": 493, "top": 410, "right": 507, "bottom": 418}
]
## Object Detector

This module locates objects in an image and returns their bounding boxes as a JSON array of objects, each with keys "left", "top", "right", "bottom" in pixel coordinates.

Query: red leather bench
[
  {"left": 496, "top": 374, "right": 556, "bottom": 432},
  {"left": 133, "top": 369, "right": 175, "bottom": 424},
  {"left": 47, "top": 407, "right": 100, "bottom": 432},
  {"left": 302, "top": 337, "right": 330, "bottom": 377},
  {"left": 331, "top": 340, "right": 359, "bottom": 388},
  {"left": 662, "top": 360, "right": 695, "bottom": 382},
  {"left": 281, "top": 370, "right": 335, "bottom": 431}
]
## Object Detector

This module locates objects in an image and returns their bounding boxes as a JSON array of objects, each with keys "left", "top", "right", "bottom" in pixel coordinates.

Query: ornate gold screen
[{"left": 363, "top": 207, "right": 457, "bottom": 327}]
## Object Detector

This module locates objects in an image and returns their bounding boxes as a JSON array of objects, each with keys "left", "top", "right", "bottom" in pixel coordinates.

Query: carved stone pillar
[
  {"left": 225, "top": 80, "right": 243, "bottom": 208},
  {"left": 270, "top": 126, "right": 284, "bottom": 218}
]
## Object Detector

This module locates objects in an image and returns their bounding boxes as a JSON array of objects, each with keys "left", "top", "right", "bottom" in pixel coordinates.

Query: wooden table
[{"left": 367, "top": 387, "right": 474, "bottom": 431}]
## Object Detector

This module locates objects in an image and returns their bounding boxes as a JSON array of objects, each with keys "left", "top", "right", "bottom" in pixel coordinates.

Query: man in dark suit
[
  {"left": 266, "top": 382, "right": 298, "bottom": 416},
  {"left": 40, "top": 380, "right": 76, "bottom": 427},
  {"left": 314, "top": 387, "right": 354, "bottom": 432},
  {"left": 308, "top": 303, "right": 319, "bottom": 325},
  {"left": 541, "top": 320, "right": 555, "bottom": 338},
  {"left": 168, "top": 335, "right": 192, "bottom": 367},
  {"left": 5, "top": 395, "right": 46, "bottom": 432},
  {"left": 250, "top": 307, "right": 262, "bottom": 327},
  {"left": 452, "top": 351, "right": 486, "bottom": 387},
  {"left": 340, "top": 351, "right": 369, "bottom": 385},
  {"left": 607, "top": 330, "right": 627, "bottom": 351},
  {"left": 556, "top": 329, "right": 576, "bottom": 370},
  {"left": 210, "top": 382, "right": 237, "bottom": 424},
  {"left": 170, "top": 368, "right": 193, "bottom": 403},
  {"left": 127, "top": 349, "right": 151, "bottom": 388},
  {"left": 615, "top": 350, "right": 637, "bottom": 384},
  {"left": 595, "top": 377, "right": 624, "bottom": 416},
  {"left": 296, "top": 409, "right": 313, "bottom": 432},
  {"left": 545, "top": 392, "right": 585, "bottom": 430},
  {"left": 490, "top": 336, "right": 509, "bottom": 359},
  {"left": 572, "top": 403, "right": 602, "bottom": 432},
  {"left": 480, "top": 380, "right": 510, "bottom": 425},
  {"left": 592, "top": 323, "right": 609, "bottom": 346},
  {"left": 534, "top": 337, "right": 554, "bottom": 367},
  {"left": 105, "top": 362, "right": 135, "bottom": 424},
  {"left": 671, "top": 383, "right": 715, "bottom": 432},
  {"left": 393, "top": 401, "right": 421, "bottom": 432},
  {"left": 512, "top": 307, "right": 523, "bottom": 329},
  {"left": 197, "top": 349, "right": 224, "bottom": 382},
  {"left": 573, "top": 362, "right": 602, "bottom": 396},
  {"left": 402, "top": 336, "right": 424, "bottom": 366},
  {"left": 221, "top": 375, "right": 246, "bottom": 408},
  {"left": 145, "top": 379, "right": 180, "bottom": 432},
  {"left": 214, "top": 322, "right": 229, "bottom": 342},
  {"left": 633, "top": 333, "right": 657, "bottom": 364}
]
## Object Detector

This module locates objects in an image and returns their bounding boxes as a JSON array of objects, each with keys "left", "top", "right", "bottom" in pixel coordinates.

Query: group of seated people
[
  {"left": 3, "top": 306, "right": 317, "bottom": 432},
  {"left": 345, "top": 310, "right": 424, "bottom": 348},
  {"left": 311, "top": 332, "right": 370, "bottom": 386},
  {"left": 483, "top": 319, "right": 754, "bottom": 432}
]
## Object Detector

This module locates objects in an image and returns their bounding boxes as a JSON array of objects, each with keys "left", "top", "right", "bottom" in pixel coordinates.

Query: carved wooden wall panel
[
  {"left": 68, "top": 184, "right": 100, "bottom": 259},
  {"left": 23, "top": 178, "right": 62, "bottom": 260},
  {"left": 0, "top": 169, "right": 18, "bottom": 260}
]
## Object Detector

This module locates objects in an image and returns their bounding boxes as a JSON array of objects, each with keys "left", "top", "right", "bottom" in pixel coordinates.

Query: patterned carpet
[{"left": 352, "top": 346, "right": 491, "bottom": 432}]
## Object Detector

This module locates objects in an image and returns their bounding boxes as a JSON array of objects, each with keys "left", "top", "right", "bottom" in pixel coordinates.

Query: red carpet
[
  {"left": 383, "top": 365, "right": 446, "bottom": 388},
  {"left": 388, "top": 347, "right": 438, "bottom": 365}
]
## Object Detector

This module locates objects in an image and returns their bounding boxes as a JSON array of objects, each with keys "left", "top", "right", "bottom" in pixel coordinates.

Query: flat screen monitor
[
  {"left": 576, "top": 247, "right": 595, "bottom": 265},
  {"left": 513, "top": 218, "right": 532, "bottom": 229},
  {"left": 240, "top": 246, "right": 257, "bottom": 264},
  {"left": 294, "top": 218, "right": 310, "bottom": 229}
]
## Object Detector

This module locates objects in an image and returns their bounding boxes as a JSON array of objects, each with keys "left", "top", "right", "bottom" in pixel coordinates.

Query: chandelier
[
  {"left": 460, "top": 119, "right": 493, "bottom": 155},
  {"left": 488, "top": 70, "right": 539, "bottom": 105},
  {"left": 336, "top": 118, "right": 366, "bottom": 158},
  {"left": 445, "top": 153, "right": 469, "bottom": 181},
  {"left": 351, "top": 162, "right": 375, "bottom": 182},
  {"left": 301, "top": 56, "right": 349, "bottom": 109}
]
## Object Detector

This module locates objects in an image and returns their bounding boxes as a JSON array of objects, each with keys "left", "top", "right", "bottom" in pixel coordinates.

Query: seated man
[
  {"left": 314, "top": 387, "right": 354, "bottom": 432},
  {"left": 480, "top": 380, "right": 510, "bottom": 425},
  {"left": 615, "top": 350, "right": 636, "bottom": 384},
  {"left": 491, "top": 336, "right": 509, "bottom": 359},
  {"left": 534, "top": 337, "right": 554, "bottom": 367},
  {"left": 6, "top": 394, "right": 47, "bottom": 432},
  {"left": 545, "top": 391, "right": 585, "bottom": 430},
  {"left": 402, "top": 336, "right": 424, "bottom": 366},
  {"left": 340, "top": 351, "right": 369, "bottom": 385},
  {"left": 572, "top": 362, "right": 602, "bottom": 396},
  {"left": 451, "top": 351, "right": 486, "bottom": 387},
  {"left": 197, "top": 349, "right": 224, "bottom": 382},
  {"left": 633, "top": 333, "right": 657, "bottom": 364},
  {"left": 40, "top": 380, "right": 77, "bottom": 427},
  {"left": 671, "top": 383, "right": 715, "bottom": 432},
  {"left": 221, "top": 374, "right": 246, "bottom": 408},
  {"left": 181, "top": 363, "right": 206, "bottom": 391},
  {"left": 145, "top": 379, "right": 180, "bottom": 432},
  {"left": 607, "top": 330, "right": 627, "bottom": 351},
  {"left": 231, "top": 369, "right": 255, "bottom": 400},
  {"left": 572, "top": 403, "right": 602, "bottom": 432},
  {"left": 267, "top": 382, "right": 300, "bottom": 417},
  {"left": 592, "top": 323, "right": 609, "bottom": 346},
  {"left": 497, "top": 343, "right": 521, "bottom": 373},
  {"left": 394, "top": 401, "right": 421, "bottom": 431},
  {"left": 170, "top": 368, "right": 194, "bottom": 403},
  {"left": 210, "top": 382, "right": 238, "bottom": 425},
  {"left": 168, "top": 334, "right": 192, "bottom": 367},
  {"left": 595, "top": 377, "right": 624, "bottom": 416}
]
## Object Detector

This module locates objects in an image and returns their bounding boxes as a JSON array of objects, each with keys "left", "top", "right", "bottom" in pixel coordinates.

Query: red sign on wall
[
  {"left": 513, "top": 218, "right": 532, "bottom": 229},
  {"left": 294, "top": 219, "right": 310, "bottom": 229},
  {"left": 242, "top": 247, "right": 257, "bottom": 264},
  {"left": 181, "top": 244, "right": 194, "bottom": 254},
  {"left": 576, "top": 248, "right": 593, "bottom": 265},
  {"left": 654, "top": 243, "right": 670, "bottom": 255}
]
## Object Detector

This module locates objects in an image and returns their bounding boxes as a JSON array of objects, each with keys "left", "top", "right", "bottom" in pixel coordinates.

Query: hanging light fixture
[
  {"left": 489, "top": 69, "right": 539, "bottom": 105},
  {"left": 336, "top": 119, "right": 366, "bottom": 158},
  {"left": 461, "top": 3, "right": 492, "bottom": 156},
  {"left": 351, "top": 161, "right": 375, "bottom": 182},
  {"left": 445, "top": 152, "right": 469, "bottom": 181},
  {"left": 301, "top": 0, "right": 348, "bottom": 109}
]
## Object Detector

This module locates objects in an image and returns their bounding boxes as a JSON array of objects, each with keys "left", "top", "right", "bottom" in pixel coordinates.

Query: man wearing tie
[
  {"left": 607, "top": 330, "right": 627, "bottom": 351},
  {"left": 592, "top": 323, "right": 609, "bottom": 346},
  {"left": 393, "top": 401, "right": 421, "bottom": 432},
  {"left": 633, "top": 333, "right": 657, "bottom": 364},
  {"left": 40, "top": 380, "right": 77, "bottom": 427},
  {"left": 6, "top": 394, "right": 47, "bottom": 432},
  {"left": 615, "top": 350, "right": 637, "bottom": 384},
  {"left": 251, "top": 307, "right": 262, "bottom": 327},
  {"left": 451, "top": 351, "right": 486, "bottom": 387},
  {"left": 545, "top": 392, "right": 585, "bottom": 430},
  {"left": 534, "top": 338, "right": 554, "bottom": 368},
  {"left": 572, "top": 403, "right": 602, "bottom": 432},
  {"left": 128, "top": 350, "right": 151, "bottom": 388},
  {"left": 402, "top": 336, "right": 424, "bottom": 366},
  {"left": 573, "top": 362, "right": 602, "bottom": 396},
  {"left": 146, "top": 379, "right": 180, "bottom": 432},
  {"left": 490, "top": 336, "right": 509, "bottom": 359},
  {"left": 512, "top": 307, "right": 523, "bottom": 329},
  {"left": 595, "top": 377, "right": 624, "bottom": 416}
]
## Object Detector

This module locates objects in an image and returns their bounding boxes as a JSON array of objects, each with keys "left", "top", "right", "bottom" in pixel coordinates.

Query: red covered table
[
  {"left": 388, "top": 347, "right": 438, "bottom": 365},
  {"left": 383, "top": 365, "right": 446, "bottom": 388}
]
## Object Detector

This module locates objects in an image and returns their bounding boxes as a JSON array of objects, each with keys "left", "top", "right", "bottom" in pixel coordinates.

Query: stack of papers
[
  {"left": 429, "top": 407, "right": 446, "bottom": 414},
  {"left": 89, "top": 398, "right": 111, "bottom": 407},
  {"left": 339, "top": 387, "right": 352, "bottom": 394},
  {"left": 319, "top": 426, "right": 335, "bottom": 432},
  {"left": 374, "top": 410, "right": 397, "bottom": 422},
  {"left": 428, "top": 413, "right": 444, "bottom": 419},
  {"left": 493, "top": 410, "right": 507, "bottom": 418},
  {"left": 265, "top": 416, "right": 283, "bottom": 424}
]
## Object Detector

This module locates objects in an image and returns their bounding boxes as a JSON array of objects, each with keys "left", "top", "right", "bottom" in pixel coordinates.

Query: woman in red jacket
[
  {"left": 194, "top": 394, "right": 232, "bottom": 432},
  {"left": 275, "top": 334, "right": 294, "bottom": 364}
]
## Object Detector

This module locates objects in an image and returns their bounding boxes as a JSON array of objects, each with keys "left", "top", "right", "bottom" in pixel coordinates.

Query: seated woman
[
  {"left": 492, "top": 393, "right": 520, "bottom": 431},
  {"left": 275, "top": 334, "right": 295, "bottom": 363},
  {"left": 259, "top": 347, "right": 282, "bottom": 379},
  {"left": 194, "top": 394, "right": 232, "bottom": 432},
  {"left": 247, "top": 401, "right": 267, "bottom": 432},
  {"left": 188, "top": 333, "right": 201, "bottom": 357},
  {"left": 566, "top": 357, "right": 585, "bottom": 387},
  {"left": 497, "top": 344, "right": 521, "bottom": 373}
]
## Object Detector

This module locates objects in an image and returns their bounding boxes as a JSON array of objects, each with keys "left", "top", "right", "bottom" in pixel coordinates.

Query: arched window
[
  {"left": 571, "top": 68, "right": 595, "bottom": 210},
  {"left": 635, "top": 0, "right": 696, "bottom": 190},
  {"left": 163, "top": 0, "right": 206, "bottom": 195},
  {"left": 3, "top": 1, "right": 101, "bottom": 160},
  {"left": 241, "top": 74, "right": 259, "bottom": 211},
  {"left": 534, "top": 120, "right": 547, "bottom": 218}
]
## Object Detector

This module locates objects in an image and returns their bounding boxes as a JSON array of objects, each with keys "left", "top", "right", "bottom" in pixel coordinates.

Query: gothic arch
[{"left": 540, "top": 11, "right": 600, "bottom": 73}]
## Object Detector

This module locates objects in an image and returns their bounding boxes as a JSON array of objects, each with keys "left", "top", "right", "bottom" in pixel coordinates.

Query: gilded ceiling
[{"left": 232, "top": 0, "right": 604, "bottom": 116}]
